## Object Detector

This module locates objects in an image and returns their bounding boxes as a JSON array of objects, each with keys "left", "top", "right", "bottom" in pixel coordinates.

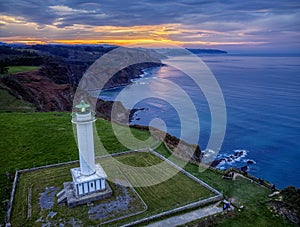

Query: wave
[
  {"left": 216, "top": 149, "right": 256, "bottom": 170},
  {"left": 141, "top": 71, "right": 150, "bottom": 77}
]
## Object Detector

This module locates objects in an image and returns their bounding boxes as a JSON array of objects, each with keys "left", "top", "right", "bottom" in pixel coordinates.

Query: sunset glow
[{"left": 0, "top": 20, "right": 267, "bottom": 47}]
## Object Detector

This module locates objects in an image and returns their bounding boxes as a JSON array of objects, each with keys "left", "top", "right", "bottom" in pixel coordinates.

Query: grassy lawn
[
  {"left": 10, "top": 152, "right": 213, "bottom": 226},
  {"left": 7, "top": 66, "right": 40, "bottom": 74},
  {"left": 0, "top": 112, "right": 295, "bottom": 226},
  {"left": 96, "top": 119, "right": 156, "bottom": 155},
  {"left": 0, "top": 89, "right": 35, "bottom": 112},
  {"left": 0, "top": 112, "right": 155, "bottom": 222}
]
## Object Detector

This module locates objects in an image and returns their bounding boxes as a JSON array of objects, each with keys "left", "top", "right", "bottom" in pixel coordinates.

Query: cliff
[
  {"left": 0, "top": 70, "right": 73, "bottom": 111},
  {"left": 0, "top": 44, "right": 163, "bottom": 115},
  {"left": 101, "top": 62, "right": 163, "bottom": 89},
  {"left": 0, "top": 70, "right": 135, "bottom": 123}
]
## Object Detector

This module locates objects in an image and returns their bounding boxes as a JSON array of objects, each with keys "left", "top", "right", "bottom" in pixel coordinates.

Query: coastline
[{"left": 92, "top": 66, "right": 163, "bottom": 93}]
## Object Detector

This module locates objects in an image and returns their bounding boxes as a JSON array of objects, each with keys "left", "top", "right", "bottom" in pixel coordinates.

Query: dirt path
[{"left": 146, "top": 203, "right": 223, "bottom": 227}]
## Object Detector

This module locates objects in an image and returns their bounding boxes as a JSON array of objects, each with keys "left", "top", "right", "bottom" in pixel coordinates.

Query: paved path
[{"left": 146, "top": 203, "right": 223, "bottom": 227}]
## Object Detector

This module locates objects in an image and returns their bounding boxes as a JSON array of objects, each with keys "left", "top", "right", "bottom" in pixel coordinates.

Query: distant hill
[
  {"left": 155, "top": 48, "right": 227, "bottom": 56},
  {"left": 187, "top": 48, "right": 227, "bottom": 54}
]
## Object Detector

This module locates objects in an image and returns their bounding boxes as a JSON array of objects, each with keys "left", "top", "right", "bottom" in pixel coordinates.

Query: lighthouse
[
  {"left": 72, "top": 100, "right": 96, "bottom": 176},
  {"left": 57, "top": 100, "right": 112, "bottom": 207}
]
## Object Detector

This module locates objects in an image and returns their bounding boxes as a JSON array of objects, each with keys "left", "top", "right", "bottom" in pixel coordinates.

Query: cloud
[
  {"left": 0, "top": 0, "right": 299, "bottom": 28},
  {"left": 0, "top": 0, "right": 299, "bottom": 52},
  {"left": 49, "top": 5, "right": 97, "bottom": 16}
]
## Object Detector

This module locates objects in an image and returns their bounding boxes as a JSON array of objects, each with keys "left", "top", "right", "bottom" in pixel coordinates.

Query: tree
[{"left": 0, "top": 60, "right": 8, "bottom": 74}]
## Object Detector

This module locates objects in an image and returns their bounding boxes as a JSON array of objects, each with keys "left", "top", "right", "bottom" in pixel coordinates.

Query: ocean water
[{"left": 99, "top": 54, "right": 300, "bottom": 188}]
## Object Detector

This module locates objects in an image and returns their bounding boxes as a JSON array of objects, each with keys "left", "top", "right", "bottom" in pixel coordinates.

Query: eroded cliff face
[
  {"left": 102, "top": 62, "right": 163, "bottom": 89},
  {"left": 0, "top": 70, "right": 73, "bottom": 111},
  {"left": 95, "top": 99, "right": 130, "bottom": 124},
  {"left": 0, "top": 45, "right": 164, "bottom": 115},
  {"left": 0, "top": 58, "right": 161, "bottom": 112}
]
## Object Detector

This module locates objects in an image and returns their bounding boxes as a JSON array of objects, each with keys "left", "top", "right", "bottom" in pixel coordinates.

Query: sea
[{"left": 98, "top": 54, "right": 300, "bottom": 189}]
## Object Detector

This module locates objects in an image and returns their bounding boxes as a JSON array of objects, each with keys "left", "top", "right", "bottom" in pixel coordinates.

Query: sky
[{"left": 0, "top": 0, "right": 299, "bottom": 53}]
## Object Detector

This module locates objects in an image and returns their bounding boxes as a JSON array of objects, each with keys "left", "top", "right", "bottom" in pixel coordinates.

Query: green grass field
[
  {"left": 0, "top": 112, "right": 295, "bottom": 226},
  {"left": 7, "top": 66, "right": 40, "bottom": 74},
  {"left": 10, "top": 152, "right": 213, "bottom": 226},
  {"left": 107, "top": 152, "right": 214, "bottom": 225},
  {"left": 0, "top": 112, "right": 155, "bottom": 222}
]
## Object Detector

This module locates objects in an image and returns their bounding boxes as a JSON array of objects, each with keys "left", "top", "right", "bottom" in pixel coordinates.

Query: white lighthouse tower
[
  {"left": 57, "top": 100, "right": 112, "bottom": 207},
  {"left": 73, "top": 100, "right": 96, "bottom": 175}
]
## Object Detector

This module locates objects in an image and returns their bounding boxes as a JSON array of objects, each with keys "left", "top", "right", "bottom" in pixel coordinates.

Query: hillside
[
  {"left": 0, "top": 44, "right": 163, "bottom": 88},
  {"left": 0, "top": 44, "right": 163, "bottom": 115},
  {"left": 0, "top": 70, "right": 73, "bottom": 111}
]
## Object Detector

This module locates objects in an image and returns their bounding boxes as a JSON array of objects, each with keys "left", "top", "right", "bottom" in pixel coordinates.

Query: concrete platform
[{"left": 62, "top": 181, "right": 113, "bottom": 208}]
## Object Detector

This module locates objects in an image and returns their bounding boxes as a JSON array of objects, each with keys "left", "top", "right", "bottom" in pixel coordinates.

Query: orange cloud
[
  {"left": 0, "top": 37, "right": 266, "bottom": 47},
  {"left": 51, "top": 38, "right": 182, "bottom": 47}
]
